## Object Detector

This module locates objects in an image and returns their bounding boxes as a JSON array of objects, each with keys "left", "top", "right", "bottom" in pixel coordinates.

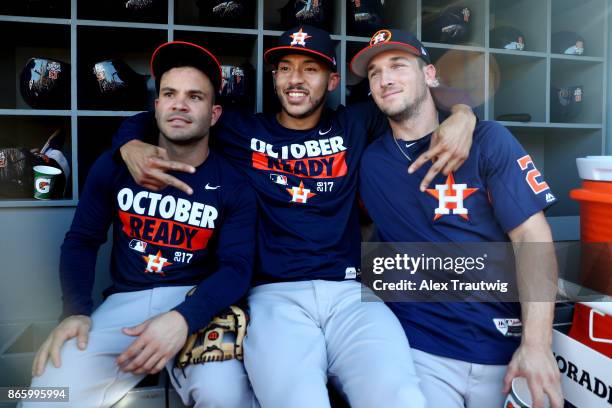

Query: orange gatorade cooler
[
  {"left": 568, "top": 302, "right": 612, "bottom": 358},
  {"left": 569, "top": 156, "right": 612, "bottom": 296}
]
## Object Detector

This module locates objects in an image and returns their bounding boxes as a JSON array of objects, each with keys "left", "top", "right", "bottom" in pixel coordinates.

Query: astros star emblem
[
  {"left": 287, "top": 181, "right": 316, "bottom": 204},
  {"left": 425, "top": 172, "right": 478, "bottom": 221},
  {"left": 290, "top": 28, "right": 312, "bottom": 46},
  {"left": 370, "top": 29, "right": 392, "bottom": 45},
  {"left": 143, "top": 250, "right": 172, "bottom": 275}
]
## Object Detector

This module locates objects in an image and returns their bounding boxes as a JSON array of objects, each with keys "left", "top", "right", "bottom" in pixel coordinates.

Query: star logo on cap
[
  {"left": 290, "top": 28, "right": 312, "bottom": 47},
  {"left": 371, "top": 29, "right": 392, "bottom": 45}
]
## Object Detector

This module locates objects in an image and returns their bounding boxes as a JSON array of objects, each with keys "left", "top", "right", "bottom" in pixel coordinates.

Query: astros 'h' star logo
[
  {"left": 370, "top": 29, "right": 392, "bottom": 45},
  {"left": 287, "top": 181, "right": 316, "bottom": 204},
  {"left": 290, "top": 28, "right": 312, "bottom": 46},
  {"left": 425, "top": 172, "right": 478, "bottom": 221},
  {"left": 143, "top": 250, "right": 172, "bottom": 275}
]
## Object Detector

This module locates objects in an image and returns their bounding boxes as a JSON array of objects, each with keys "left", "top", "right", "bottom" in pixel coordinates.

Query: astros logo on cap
[
  {"left": 290, "top": 28, "right": 312, "bottom": 47},
  {"left": 370, "top": 29, "right": 392, "bottom": 45}
]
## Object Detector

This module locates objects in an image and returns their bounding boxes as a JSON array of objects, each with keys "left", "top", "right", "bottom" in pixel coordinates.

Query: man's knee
[
  {"left": 248, "top": 368, "right": 329, "bottom": 408},
  {"left": 29, "top": 339, "right": 83, "bottom": 386},
  {"left": 190, "top": 384, "right": 252, "bottom": 408},
  {"left": 344, "top": 374, "right": 426, "bottom": 408},
  {"left": 175, "top": 361, "right": 254, "bottom": 408}
]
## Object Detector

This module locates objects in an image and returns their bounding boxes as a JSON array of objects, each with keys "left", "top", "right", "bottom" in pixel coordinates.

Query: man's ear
[
  {"left": 424, "top": 64, "right": 439, "bottom": 88},
  {"left": 154, "top": 98, "right": 160, "bottom": 121},
  {"left": 210, "top": 104, "right": 223, "bottom": 127},
  {"left": 327, "top": 72, "right": 340, "bottom": 92}
]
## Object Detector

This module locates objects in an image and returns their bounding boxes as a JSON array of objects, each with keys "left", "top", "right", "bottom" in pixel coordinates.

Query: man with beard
[
  {"left": 112, "top": 25, "right": 476, "bottom": 407},
  {"left": 351, "top": 29, "right": 563, "bottom": 408},
  {"left": 22, "top": 42, "right": 258, "bottom": 408}
]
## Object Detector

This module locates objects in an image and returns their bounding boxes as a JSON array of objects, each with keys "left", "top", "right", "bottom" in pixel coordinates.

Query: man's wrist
[
  {"left": 450, "top": 103, "right": 471, "bottom": 114},
  {"left": 167, "top": 310, "right": 189, "bottom": 331},
  {"left": 520, "top": 333, "right": 553, "bottom": 348},
  {"left": 119, "top": 140, "right": 138, "bottom": 162}
]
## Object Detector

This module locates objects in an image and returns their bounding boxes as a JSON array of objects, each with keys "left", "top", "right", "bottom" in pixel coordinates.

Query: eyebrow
[
  {"left": 367, "top": 56, "right": 412, "bottom": 72},
  {"left": 160, "top": 87, "right": 206, "bottom": 95},
  {"left": 278, "top": 58, "right": 321, "bottom": 66}
]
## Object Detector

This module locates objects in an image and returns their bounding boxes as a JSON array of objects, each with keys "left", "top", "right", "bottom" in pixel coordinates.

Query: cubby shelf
[
  {"left": 0, "top": 15, "right": 70, "bottom": 25},
  {"left": 75, "top": 19, "right": 169, "bottom": 30},
  {"left": 0, "top": 109, "right": 71, "bottom": 116},
  {"left": 0, "top": 0, "right": 607, "bottom": 241},
  {"left": 76, "top": 110, "right": 145, "bottom": 117}
]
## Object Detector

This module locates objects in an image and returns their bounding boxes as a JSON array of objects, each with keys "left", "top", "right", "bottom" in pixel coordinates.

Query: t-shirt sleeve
[
  {"left": 348, "top": 100, "right": 389, "bottom": 145},
  {"left": 479, "top": 122, "right": 557, "bottom": 233},
  {"left": 173, "top": 179, "right": 257, "bottom": 334},
  {"left": 111, "top": 111, "right": 156, "bottom": 155},
  {"left": 60, "top": 152, "right": 116, "bottom": 318}
]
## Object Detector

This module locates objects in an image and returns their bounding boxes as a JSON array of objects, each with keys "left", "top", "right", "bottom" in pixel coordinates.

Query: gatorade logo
[
  {"left": 35, "top": 178, "right": 51, "bottom": 194},
  {"left": 553, "top": 352, "right": 612, "bottom": 404}
]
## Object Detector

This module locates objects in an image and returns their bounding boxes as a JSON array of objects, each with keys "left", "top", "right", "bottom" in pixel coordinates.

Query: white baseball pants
[
  {"left": 243, "top": 280, "right": 426, "bottom": 408},
  {"left": 412, "top": 348, "right": 508, "bottom": 408},
  {"left": 20, "top": 286, "right": 258, "bottom": 408}
]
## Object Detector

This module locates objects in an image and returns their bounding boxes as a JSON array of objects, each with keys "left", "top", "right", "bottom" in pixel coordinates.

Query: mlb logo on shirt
[
  {"left": 129, "top": 239, "right": 147, "bottom": 253},
  {"left": 270, "top": 174, "right": 288, "bottom": 185}
]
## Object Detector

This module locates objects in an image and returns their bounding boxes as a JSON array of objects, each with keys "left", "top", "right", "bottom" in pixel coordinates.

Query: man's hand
[
  {"left": 116, "top": 311, "right": 188, "bottom": 375},
  {"left": 120, "top": 140, "right": 196, "bottom": 195},
  {"left": 409, "top": 104, "right": 475, "bottom": 191},
  {"left": 503, "top": 342, "right": 563, "bottom": 408},
  {"left": 32, "top": 315, "right": 91, "bottom": 377}
]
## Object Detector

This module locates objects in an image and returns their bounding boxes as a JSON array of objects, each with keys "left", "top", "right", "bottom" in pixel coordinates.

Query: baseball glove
[{"left": 175, "top": 305, "right": 249, "bottom": 369}]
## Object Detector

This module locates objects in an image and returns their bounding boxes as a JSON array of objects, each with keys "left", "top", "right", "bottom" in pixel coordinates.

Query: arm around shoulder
[{"left": 174, "top": 181, "right": 257, "bottom": 334}]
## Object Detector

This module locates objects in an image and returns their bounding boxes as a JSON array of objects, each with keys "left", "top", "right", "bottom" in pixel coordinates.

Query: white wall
[{"left": 0, "top": 207, "right": 112, "bottom": 324}]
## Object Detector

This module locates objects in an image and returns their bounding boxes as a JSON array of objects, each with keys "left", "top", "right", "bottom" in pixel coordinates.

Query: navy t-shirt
[
  {"left": 359, "top": 120, "right": 557, "bottom": 364},
  {"left": 113, "top": 103, "right": 387, "bottom": 284},
  {"left": 60, "top": 150, "right": 257, "bottom": 334}
]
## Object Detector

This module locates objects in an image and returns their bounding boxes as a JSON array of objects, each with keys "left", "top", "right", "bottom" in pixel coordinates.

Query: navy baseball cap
[
  {"left": 264, "top": 25, "right": 337, "bottom": 71},
  {"left": 350, "top": 29, "right": 432, "bottom": 78},
  {"left": 150, "top": 41, "right": 223, "bottom": 92}
]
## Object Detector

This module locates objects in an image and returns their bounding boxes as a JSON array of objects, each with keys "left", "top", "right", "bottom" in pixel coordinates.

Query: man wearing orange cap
[
  {"left": 22, "top": 42, "right": 259, "bottom": 408},
  {"left": 351, "top": 29, "right": 563, "bottom": 408}
]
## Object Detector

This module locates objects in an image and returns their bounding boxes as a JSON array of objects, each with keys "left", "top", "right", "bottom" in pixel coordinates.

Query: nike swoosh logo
[
  {"left": 405, "top": 142, "right": 417, "bottom": 148},
  {"left": 318, "top": 126, "right": 332, "bottom": 136},
  {"left": 205, "top": 183, "right": 220, "bottom": 190}
]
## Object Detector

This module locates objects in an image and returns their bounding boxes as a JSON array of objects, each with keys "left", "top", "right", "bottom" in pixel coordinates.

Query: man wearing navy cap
[
  {"left": 111, "top": 25, "right": 478, "bottom": 407},
  {"left": 22, "top": 41, "right": 258, "bottom": 407},
  {"left": 351, "top": 29, "right": 563, "bottom": 408}
]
